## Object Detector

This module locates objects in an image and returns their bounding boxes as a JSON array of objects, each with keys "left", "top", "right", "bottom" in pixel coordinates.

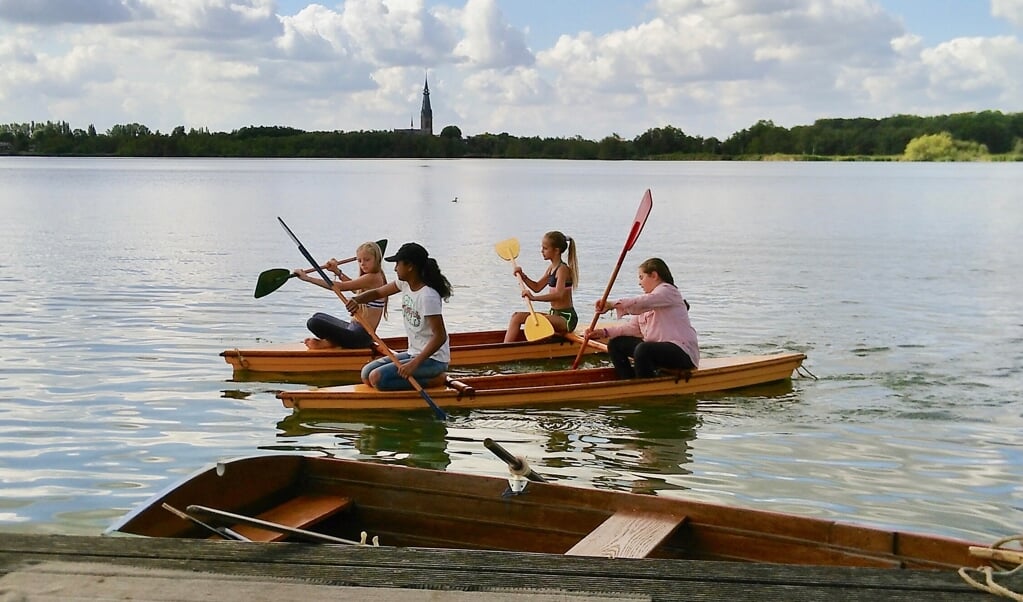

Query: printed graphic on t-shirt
[{"left": 401, "top": 293, "right": 422, "bottom": 327}]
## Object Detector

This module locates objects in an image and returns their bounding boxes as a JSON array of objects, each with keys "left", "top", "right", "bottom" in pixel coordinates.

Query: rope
[
  {"left": 959, "top": 535, "right": 1023, "bottom": 600},
  {"left": 795, "top": 364, "right": 818, "bottom": 380},
  {"left": 233, "top": 348, "right": 249, "bottom": 370}
]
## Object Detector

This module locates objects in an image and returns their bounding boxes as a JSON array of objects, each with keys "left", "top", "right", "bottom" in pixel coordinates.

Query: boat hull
[
  {"left": 107, "top": 454, "right": 976, "bottom": 569},
  {"left": 222, "top": 330, "right": 605, "bottom": 374},
  {"left": 277, "top": 352, "right": 807, "bottom": 410}
]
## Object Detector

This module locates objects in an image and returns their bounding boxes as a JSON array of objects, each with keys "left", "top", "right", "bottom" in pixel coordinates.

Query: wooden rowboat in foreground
[
  {"left": 222, "top": 330, "right": 605, "bottom": 375},
  {"left": 276, "top": 352, "right": 808, "bottom": 411},
  {"left": 106, "top": 453, "right": 977, "bottom": 569}
]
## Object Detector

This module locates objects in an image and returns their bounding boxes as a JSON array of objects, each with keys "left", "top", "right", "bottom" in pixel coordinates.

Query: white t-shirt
[{"left": 396, "top": 280, "right": 451, "bottom": 363}]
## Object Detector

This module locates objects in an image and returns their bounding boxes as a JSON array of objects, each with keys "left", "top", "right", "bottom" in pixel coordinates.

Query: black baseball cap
[{"left": 385, "top": 242, "right": 429, "bottom": 264}]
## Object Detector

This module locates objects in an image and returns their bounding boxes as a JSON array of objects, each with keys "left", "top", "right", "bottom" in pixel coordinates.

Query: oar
[
  {"left": 570, "top": 189, "right": 653, "bottom": 369},
  {"left": 161, "top": 503, "right": 251, "bottom": 541},
  {"left": 494, "top": 238, "right": 556, "bottom": 341},
  {"left": 277, "top": 218, "right": 448, "bottom": 421},
  {"left": 253, "top": 238, "right": 388, "bottom": 298},
  {"left": 185, "top": 504, "right": 366, "bottom": 545},
  {"left": 484, "top": 438, "right": 547, "bottom": 483}
]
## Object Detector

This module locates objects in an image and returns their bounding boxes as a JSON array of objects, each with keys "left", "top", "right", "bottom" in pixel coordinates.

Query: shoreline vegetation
[{"left": 2, "top": 110, "right": 1022, "bottom": 161}]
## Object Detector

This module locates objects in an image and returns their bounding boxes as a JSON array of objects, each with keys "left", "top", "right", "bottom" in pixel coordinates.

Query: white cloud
[
  {"left": 453, "top": 0, "right": 532, "bottom": 68},
  {"left": 992, "top": 0, "right": 1023, "bottom": 27},
  {"left": 922, "top": 36, "right": 1023, "bottom": 101},
  {"left": 0, "top": 0, "right": 1020, "bottom": 139}
]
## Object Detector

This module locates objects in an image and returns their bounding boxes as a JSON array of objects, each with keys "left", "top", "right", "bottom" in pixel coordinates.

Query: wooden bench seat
[
  {"left": 210, "top": 493, "right": 352, "bottom": 543},
  {"left": 565, "top": 510, "right": 687, "bottom": 559}
]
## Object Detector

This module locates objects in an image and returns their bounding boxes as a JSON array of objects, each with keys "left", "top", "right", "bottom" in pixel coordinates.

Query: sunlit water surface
[{"left": 0, "top": 157, "right": 1020, "bottom": 542}]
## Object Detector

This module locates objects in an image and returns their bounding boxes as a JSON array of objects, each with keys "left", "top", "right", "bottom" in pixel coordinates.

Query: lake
[{"left": 0, "top": 157, "right": 1020, "bottom": 542}]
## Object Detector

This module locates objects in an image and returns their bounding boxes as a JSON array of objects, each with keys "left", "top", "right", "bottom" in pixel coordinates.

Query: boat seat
[
  {"left": 209, "top": 493, "right": 352, "bottom": 543},
  {"left": 565, "top": 510, "right": 687, "bottom": 559}
]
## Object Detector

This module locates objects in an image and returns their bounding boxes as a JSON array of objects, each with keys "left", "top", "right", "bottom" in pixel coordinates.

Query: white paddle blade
[{"left": 494, "top": 238, "right": 520, "bottom": 261}]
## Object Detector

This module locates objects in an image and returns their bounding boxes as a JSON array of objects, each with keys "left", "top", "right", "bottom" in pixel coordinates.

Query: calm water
[{"left": 0, "top": 157, "right": 1020, "bottom": 542}]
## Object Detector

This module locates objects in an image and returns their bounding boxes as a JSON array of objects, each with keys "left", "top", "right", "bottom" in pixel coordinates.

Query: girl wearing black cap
[{"left": 346, "top": 242, "right": 453, "bottom": 390}]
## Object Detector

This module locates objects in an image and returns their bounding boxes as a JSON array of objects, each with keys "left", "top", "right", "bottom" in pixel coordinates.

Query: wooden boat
[
  {"left": 222, "top": 330, "right": 605, "bottom": 375},
  {"left": 276, "top": 352, "right": 807, "bottom": 411},
  {"left": 106, "top": 452, "right": 977, "bottom": 569}
]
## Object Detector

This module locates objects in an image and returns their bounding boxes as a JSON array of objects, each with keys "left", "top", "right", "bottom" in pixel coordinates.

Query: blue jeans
[{"left": 360, "top": 352, "right": 448, "bottom": 391}]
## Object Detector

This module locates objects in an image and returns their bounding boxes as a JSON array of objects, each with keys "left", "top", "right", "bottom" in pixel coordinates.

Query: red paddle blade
[{"left": 625, "top": 189, "right": 652, "bottom": 251}]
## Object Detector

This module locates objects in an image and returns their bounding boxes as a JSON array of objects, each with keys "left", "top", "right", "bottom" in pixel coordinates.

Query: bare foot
[{"left": 303, "top": 337, "right": 337, "bottom": 350}]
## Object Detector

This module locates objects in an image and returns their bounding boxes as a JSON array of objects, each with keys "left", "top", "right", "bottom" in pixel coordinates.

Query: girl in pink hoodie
[{"left": 586, "top": 258, "right": 698, "bottom": 378}]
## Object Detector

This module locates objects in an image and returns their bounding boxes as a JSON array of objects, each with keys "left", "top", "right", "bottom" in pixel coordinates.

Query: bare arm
[{"left": 346, "top": 281, "right": 400, "bottom": 312}]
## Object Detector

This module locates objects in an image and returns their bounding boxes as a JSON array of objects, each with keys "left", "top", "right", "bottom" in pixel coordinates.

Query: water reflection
[
  {"left": 276, "top": 411, "right": 452, "bottom": 471},
  {"left": 274, "top": 394, "right": 709, "bottom": 497},
  {"left": 1, "top": 158, "right": 1020, "bottom": 542}
]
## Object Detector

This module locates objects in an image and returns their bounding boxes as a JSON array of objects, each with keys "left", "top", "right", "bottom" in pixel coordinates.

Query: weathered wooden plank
[
  {"left": 0, "top": 534, "right": 990, "bottom": 602},
  {"left": 566, "top": 511, "right": 686, "bottom": 558}
]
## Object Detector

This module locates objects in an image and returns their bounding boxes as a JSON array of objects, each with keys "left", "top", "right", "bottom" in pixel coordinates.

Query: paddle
[
  {"left": 494, "top": 238, "right": 556, "bottom": 342},
  {"left": 570, "top": 189, "right": 653, "bottom": 369},
  {"left": 253, "top": 239, "right": 388, "bottom": 298},
  {"left": 277, "top": 218, "right": 448, "bottom": 421}
]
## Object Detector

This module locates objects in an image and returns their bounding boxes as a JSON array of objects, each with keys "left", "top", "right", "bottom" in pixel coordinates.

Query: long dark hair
[
  {"left": 410, "top": 256, "right": 452, "bottom": 301},
  {"left": 423, "top": 258, "right": 452, "bottom": 301},
  {"left": 638, "top": 257, "right": 675, "bottom": 286}
]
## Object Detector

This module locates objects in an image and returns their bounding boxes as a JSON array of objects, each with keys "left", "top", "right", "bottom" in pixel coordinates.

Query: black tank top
[{"left": 547, "top": 263, "right": 572, "bottom": 288}]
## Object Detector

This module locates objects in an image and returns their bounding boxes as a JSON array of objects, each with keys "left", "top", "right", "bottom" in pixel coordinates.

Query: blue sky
[{"left": 2, "top": 0, "right": 1021, "bottom": 139}]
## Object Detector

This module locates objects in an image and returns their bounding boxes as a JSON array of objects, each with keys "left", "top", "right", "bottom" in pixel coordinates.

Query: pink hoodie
[{"left": 604, "top": 282, "right": 700, "bottom": 367}]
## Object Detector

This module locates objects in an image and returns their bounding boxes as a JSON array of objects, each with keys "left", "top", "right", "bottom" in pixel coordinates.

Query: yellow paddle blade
[
  {"left": 494, "top": 238, "right": 520, "bottom": 261},
  {"left": 523, "top": 312, "right": 556, "bottom": 341}
]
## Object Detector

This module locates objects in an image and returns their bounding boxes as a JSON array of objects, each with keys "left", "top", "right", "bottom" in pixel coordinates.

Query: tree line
[{"left": 2, "top": 110, "right": 1022, "bottom": 160}]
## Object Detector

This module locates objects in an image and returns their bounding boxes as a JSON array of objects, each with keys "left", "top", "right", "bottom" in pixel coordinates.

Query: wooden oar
[
  {"left": 253, "top": 238, "right": 388, "bottom": 298},
  {"left": 570, "top": 189, "right": 653, "bottom": 369},
  {"left": 494, "top": 238, "right": 556, "bottom": 341},
  {"left": 161, "top": 503, "right": 251, "bottom": 541},
  {"left": 185, "top": 504, "right": 365, "bottom": 545},
  {"left": 484, "top": 438, "right": 547, "bottom": 483},
  {"left": 277, "top": 218, "right": 447, "bottom": 421}
]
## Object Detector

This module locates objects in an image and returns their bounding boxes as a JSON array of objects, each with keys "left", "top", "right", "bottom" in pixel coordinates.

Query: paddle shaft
[
  {"left": 510, "top": 256, "right": 547, "bottom": 328},
  {"left": 484, "top": 438, "right": 547, "bottom": 482},
  {"left": 571, "top": 190, "right": 653, "bottom": 369},
  {"left": 277, "top": 218, "right": 447, "bottom": 421},
  {"left": 298, "top": 252, "right": 358, "bottom": 276}
]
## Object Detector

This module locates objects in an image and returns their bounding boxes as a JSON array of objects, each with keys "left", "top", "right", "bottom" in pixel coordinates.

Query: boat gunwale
[
  {"left": 108, "top": 455, "right": 977, "bottom": 569},
  {"left": 277, "top": 352, "right": 807, "bottom": 405}
]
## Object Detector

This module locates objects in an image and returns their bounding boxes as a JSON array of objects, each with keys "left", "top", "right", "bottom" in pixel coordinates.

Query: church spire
[{"left": 420, "top": 73, "right": 433, "bottom": 136}]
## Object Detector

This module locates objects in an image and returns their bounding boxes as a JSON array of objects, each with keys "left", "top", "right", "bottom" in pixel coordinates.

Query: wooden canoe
[
  {"left": 106, "top": 453, "right": 977, "bottom": 569},
  {"left": 222, "top": 330, "right": 605, "bottom": 375},
  {"left": 276, "top": 352, "right": 807, "bottom": 411}
]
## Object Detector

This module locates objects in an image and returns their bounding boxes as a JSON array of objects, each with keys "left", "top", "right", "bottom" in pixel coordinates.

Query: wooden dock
[{"left": 0, "top": 533, "right": 999, "bottom": 601}]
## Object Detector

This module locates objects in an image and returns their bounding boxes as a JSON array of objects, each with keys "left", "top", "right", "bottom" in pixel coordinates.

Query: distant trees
[
  {"left": 903, "top": 132, "right": 988, "bottom": 161},
  {"left": 3, "top": 110, "right": 1022, "bottom": 160}
]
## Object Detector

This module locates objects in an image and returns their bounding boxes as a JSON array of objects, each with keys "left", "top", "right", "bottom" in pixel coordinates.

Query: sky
[{"left": 0, "top": 0, "right": 1021, "bottom": 140}]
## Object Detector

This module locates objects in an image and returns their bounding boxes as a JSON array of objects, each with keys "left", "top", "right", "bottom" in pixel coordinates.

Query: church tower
[{"left": 420, "top": 75, "right": 433, "bottom": 136}]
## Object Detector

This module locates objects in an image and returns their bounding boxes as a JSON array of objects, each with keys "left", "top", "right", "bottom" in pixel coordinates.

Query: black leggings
[
  {"left": 607, "top": 336, "right": 695, "bottom": 379},
  {"left": 307, "top": 312, "right": 373, "bottom": 348}
]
